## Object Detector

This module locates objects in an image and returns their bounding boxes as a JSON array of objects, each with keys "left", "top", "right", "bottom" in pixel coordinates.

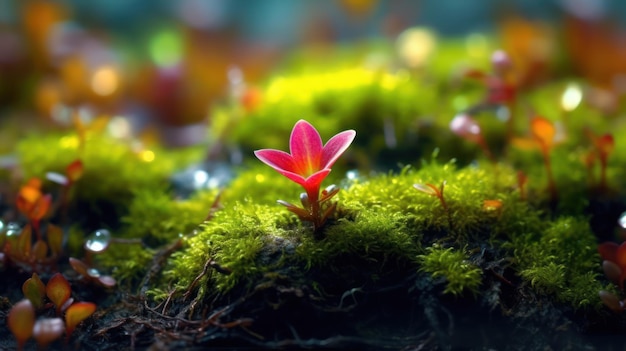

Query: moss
[
  {"left": 165, "top": 201, "right": 294, "bottom": 292},
  {"left": 16, "top": 132, "right": 204, "bottom": 227},
  {"left": 122, "top": 188, "right": 220, "bottom": 247},
  {"left": 418, "top": 244, "right": 483, "bottom": 296},
  {"left": 511, "top": 216, "right": 603, "bottom": 308},
  {"left": 162, "top": 157, "right": 526, "bottom": 299}
]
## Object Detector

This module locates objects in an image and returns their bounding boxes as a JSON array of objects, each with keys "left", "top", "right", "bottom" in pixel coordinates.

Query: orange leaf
[
  {"left": 46, "top": 224, "right": 64, "bottom": 256},
  {"left": 65, "top": 302, "right": 96, "bottom": 339},
  {"left": 46, "top": 273, "right": 71, "bottom": 315},
  {"left": 66, "top": 159, "right": 84, "bottom": 183},
  {"left": 32, "top": 240, "right": 48, "bottom": 261},
  {"left": 22, "top": 273, "right": 46, "bottom": 309},
  {"left": 510, "top": 137, "right": 538, "bottom": 150},
  {"left": 530, "top": 116, "right": 555, "bottom": 150},
  {"left": 483, "top": 199, "right": 503, "bottom": 211},
  {"left": 616, "top": 242, "right": 626, "bottom": 269},
  {"left": 16, "top": 224, "right": 32, "bottom": 259},
  {"left": 68, "top": 257, "right": 90, "bottom": 277},
  {"left": 29, "top": 194, "right": 52, "bottom": 221},
  {"left": 25, "top": 178, "right": 42, "bottom": 190},
  {"left": 7, "top": 299, "right": 35, "bottom": 350}
]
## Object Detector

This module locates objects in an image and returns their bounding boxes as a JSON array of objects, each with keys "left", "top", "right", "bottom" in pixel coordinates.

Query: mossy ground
[{"left": 2, "top": 37, "right": 626, "bottom": 350}]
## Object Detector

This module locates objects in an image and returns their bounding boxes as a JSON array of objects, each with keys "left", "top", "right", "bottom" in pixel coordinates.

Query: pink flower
[{"left": 254, "top": 120, "right": 356, "bottom": 199}]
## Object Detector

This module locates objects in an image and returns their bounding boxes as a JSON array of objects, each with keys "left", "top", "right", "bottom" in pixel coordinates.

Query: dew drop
[
  {"left": 85, "top": 229, "right": 111, "bottom": 253},
  {"left": 87, "top": 268, "right": 101, "bottom": 278},
  {"left": 618, "top": 211, "right": 626, "bottom": 229},
  {"left": 5, "top": 222, "right": 22, "bottom": 237}
]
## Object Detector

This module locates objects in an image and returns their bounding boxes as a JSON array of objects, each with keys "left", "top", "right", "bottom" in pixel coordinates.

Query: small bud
[
  {"left": 300, "top": 193, "right": 310, "bottom": 209},
  {"left": 491, "top": 50, "right": 512, "bottom": 75}
]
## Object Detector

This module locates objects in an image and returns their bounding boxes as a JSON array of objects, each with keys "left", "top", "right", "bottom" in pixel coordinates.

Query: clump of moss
[
  {"left": 418, "top": 244, "right": 483, "bottom": 296},
  {"left": 122, "top": 188, "right": 220, "bottom": 247},
  {"left": 510, "top": 216, "right": 603, "bottom": 308},
  {"left": 16, "top": 132, "right": 204, "bottom": 226},
  {"left": 162, "top": 158, "right": 522, "bottom": 299}
]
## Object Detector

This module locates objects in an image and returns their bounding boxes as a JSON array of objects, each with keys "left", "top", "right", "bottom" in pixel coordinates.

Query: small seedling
[
  {"left": 69, "top": 257, "right": 117, "bottom": 288},
  {"left": 585, "top": 129, "right": 614, "bottom": 192},
  {"left": 530, "top": 116, "right": 558, "bottom": 205},
  {"left": 414, "top": 181, "right": 453, "bottom": 232},
  {"left": 16, "top": 178, "right": 52, "bottom": 238},
  {"left": 449, "top": 113, "right": 494, "bottom": 162}
]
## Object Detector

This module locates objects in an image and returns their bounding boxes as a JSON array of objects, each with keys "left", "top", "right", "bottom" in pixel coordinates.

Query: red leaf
[
  {"left": 598, "top": 242, "right": 619, "bottom": 262},
  {"left": 616, "top": 242, "right": 626, "bottom": 269},
  {"left": 66, "top": 159, "right": 84, "bottom": 183}
]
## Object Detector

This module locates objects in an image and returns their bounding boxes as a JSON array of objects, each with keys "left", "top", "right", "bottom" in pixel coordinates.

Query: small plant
[
  {"left": 513, "top": 116, "right": 559, "bottom": 204},
  {"left": 463, "top": 49, "right": 517, "bottom": 138},
  {"left": 45, "top": 158, "right": 84, "bottom": 220},
  {"left": 413, "top": 181, "right": 453, "bottom": 232},
  {"left": 531, "top": 116, "right": 559, "bottom": 203},
  {"left": 449, "top": 113, "right": 495, "bottom": 162},
  {"left": 584, "top": 129, "right": 614, "bottom": 192},
  {"left": 8, "top": 272, "right": 97, "bottom": 349},
  {"left": 16, "top": 178, "right": 52, "bottom": 237},
  {"left": 254, "top": 119, "right": 356, "bottom": 238}
]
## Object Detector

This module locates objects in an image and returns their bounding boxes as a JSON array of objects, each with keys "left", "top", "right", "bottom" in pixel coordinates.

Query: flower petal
[
  {"left": 321, "top": 130, "right": 356, "bottom": 169},
  {"left": 254, "top": 149, "right": 295, "bottom": 173},
  {"left": 290, "top": 120, "right": 323, "bottom": 176}
]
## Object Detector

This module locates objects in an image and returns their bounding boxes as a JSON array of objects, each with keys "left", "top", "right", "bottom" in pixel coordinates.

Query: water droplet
[
  {"left": 618, "top": 211, "right": 626, "bottom": 229},
  {"left": 85, "top": 229, "right": 111, "bottom": 253},
  {"left": 87, "top": 268, "right": 101, "bottom": 278},
  {"left": 341, "top": 169, "right": 361, "bottom": 189},
  {"left": 5, "top": 222, "right": 22, "bottom": 237}
]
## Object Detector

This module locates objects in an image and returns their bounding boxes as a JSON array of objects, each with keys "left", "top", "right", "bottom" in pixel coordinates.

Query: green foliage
[
  {"left": 511, "top": 217, "right": 603, "bottom": 308},
  {"left": 418, "top": 244, "right": 483, "bottom": 296},
  {"left": 122, "top": 188, "right": 219, "bottom": 246},
  {"left": 165, "top": 201, "right": 294, "bottom": 292}
]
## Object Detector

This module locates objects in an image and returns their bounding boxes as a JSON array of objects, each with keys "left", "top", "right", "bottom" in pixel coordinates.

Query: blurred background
[{"left": 1, "top": 0, "right": 626, "bottom": 146}]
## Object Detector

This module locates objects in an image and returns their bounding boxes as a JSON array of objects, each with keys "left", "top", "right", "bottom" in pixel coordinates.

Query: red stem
[{"left": 541, "top": 148, "right": 557, "bottom": 204}]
